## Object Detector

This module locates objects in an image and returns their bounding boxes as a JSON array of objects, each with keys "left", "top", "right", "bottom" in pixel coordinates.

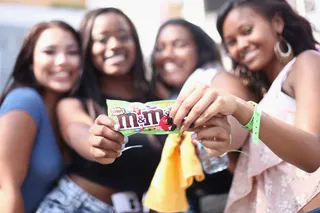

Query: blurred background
[{"left": 0, "top": 0, "right": 319, "bottom": 91}]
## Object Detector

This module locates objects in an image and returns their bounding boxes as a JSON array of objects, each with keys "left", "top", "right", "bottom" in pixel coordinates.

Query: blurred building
[{"left": 0, "top": 0, "right": 319, "bottom": 91}]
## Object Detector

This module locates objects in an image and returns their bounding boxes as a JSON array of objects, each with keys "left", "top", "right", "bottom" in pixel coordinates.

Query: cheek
[{"left": 179, "top": 48, "right": 197, "bottom": 73}]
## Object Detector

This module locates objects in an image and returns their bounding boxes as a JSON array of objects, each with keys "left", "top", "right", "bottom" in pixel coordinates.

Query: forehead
[
  {"left": 222, "top": 6, "right": 268, "bottom": 36},
  {"left": 158, "top": 24, "right": 193, "bottom": 42},
  {"left": 91, "top": 12, "right": 131, "bottom": 35},
  {"left": 36, "top": 27, "right": 76, "bottom": 47}
]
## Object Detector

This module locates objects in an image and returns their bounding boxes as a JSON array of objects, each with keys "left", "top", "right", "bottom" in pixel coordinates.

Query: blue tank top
[{"left": 0, "top": 87, "right": 65, "bottom": 213}]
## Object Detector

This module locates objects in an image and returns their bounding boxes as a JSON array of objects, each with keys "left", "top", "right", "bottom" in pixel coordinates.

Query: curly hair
[{"left": 217, "top": 0, "right": 318, "bottom": 100}]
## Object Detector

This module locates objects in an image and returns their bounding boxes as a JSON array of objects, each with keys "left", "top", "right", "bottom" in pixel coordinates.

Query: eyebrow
[
  {"left": 41, "top": 43, "right": 79, "bottom": 49},
  {"left": 93, "top": 28, "right": 129, "bottom": 36}
]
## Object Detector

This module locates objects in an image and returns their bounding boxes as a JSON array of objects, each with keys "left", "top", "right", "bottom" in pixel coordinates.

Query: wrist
[{"left": 233, "top": 98, "right": 255, "bottom": 126}]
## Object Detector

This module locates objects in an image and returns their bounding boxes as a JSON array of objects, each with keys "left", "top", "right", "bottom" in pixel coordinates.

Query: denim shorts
[{"left": 36, "top": 175, "right": 115, "bottom": 213}]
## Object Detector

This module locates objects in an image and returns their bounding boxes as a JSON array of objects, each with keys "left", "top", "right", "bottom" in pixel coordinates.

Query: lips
[
  {"left": 104, "top": 54, "right": 126, "bottom": 65},
  {"left": 241, "top": 49, "right": 259, "bottom": 64},
  {"left": 163, "top": 61, "right": 181, "bottom": 73},
  {"left": 52, "top": 71, "right": 72, "bottom": 81}
]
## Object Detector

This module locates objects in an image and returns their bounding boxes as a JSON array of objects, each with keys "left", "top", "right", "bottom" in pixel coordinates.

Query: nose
[
  {"left": 161, "top": 46, "right": 174, "bottom": 60},
  {"left": 106, "top": 36, "right": 121, "bottom": 50},
  {"left": 237, "top": 37, "right": 249, "bottom": 52},
  {"left": 55, "top": 53, "right": 67, "bottom": 65}
]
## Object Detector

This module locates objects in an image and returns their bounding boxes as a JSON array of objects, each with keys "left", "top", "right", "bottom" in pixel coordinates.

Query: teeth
[
  {"left": 164, "top": 62, "right": 179, "bottom": 73},
  {"left": 244, "top": 50, "right": 258, "bottom": 61},
  {"left": 54, "top": 72, "right": 69, "bottom": 78},
  {"left": 105, "top": 54, "right": 126, "bottom": 63}
]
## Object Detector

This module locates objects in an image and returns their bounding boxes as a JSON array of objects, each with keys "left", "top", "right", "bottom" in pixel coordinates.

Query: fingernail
[
  {"left": 113, "top": 123, "right": 120, "bottom": 131},
  {"left": 171, "top": 124, "right": 177, "bottom": 131},
  {"left": 124, "top": 136, "right": 129, "bottom": 144},
  {"left": 189, "top": 122, "right": 195, "bottom": 129},
  {"left": 191, "top": 133, "right": 197, "bottom": 140},
  {"left": 167, "top": 117, "right": 173, "bottom": 124},
  {"left": 121, "top": 144, "right": 126, "bottom": 149}
]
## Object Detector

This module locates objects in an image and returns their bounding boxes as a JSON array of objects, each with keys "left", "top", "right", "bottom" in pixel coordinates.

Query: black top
[
  {"left": 68, "top": 95, "right": 232, "bottom": 195},
  {"left": 68, "top": 95, "right": 163, "bottom": 194}
]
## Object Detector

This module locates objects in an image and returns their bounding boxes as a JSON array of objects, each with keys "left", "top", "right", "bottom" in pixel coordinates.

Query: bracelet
[{"left": 242, "top": 101, "right": 262, "bottom": 144}]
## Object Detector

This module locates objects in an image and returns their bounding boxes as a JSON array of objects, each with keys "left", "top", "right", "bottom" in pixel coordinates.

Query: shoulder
[
  {"left": 290, "top": 50, "right": 320, "bottom": 81},
  {"left": 293, "top": 50, "right": 320, "bottom": 71},
  {"left": 0, "top": 87, "right": 44, "bottom": 124},
  {"left": 212, "top": 71, "right": 256, "bottom": 101},
  {"left": 57, "top": 97, "right": 84, "bottom": 113},
  {"left": 4, "top": 87, "right": 43, "bottom": 105}
]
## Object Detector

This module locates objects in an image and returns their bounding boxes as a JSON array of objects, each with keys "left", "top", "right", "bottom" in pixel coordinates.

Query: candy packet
[{"left": 107, "top": 100, "right": 180, "bottom": 136}]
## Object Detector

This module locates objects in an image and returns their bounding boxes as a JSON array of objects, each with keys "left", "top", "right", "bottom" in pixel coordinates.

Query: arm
[
  {"left": 0, "top": 89, "right": 40, "bottom": 213},
  {"left": 57, "top": 98, "right": 123, "bottom": 164},
  {"left": 56, "top": 98, "right": 94, "bottom": 161},
  {"left": 211, "top": 72, "right": 256, "bottom": 150},
  {"left": 233, "top": 51, "right": 320, "bottom": 172}
]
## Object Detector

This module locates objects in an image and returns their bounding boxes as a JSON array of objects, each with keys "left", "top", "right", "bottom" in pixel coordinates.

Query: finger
[
  {"left": 196, "top": 126, "right": 230, "bottom": 142},
  {"left": 201, "top": 140, "right": 229, "bottom": 157},
  {"left": 89, "top": 135, "right": 122, "bottom": 151},
  {"left": 173, "top": 84, "right": 208, "bottom": 127},
  {"left": 90, "top": 147, "right": 120, "bottom": 161},
  {"left": 193, "top": 97, "right": 225, "bottom": 128},
  {"left": 170, "top": 84, "right": 197, "bottom": 119},
  {"left": 95, "top": 114, "right": 118, "bottom": 130},
  {"left": 89, "top": 124, "right": 125, "bottom": 144},
  {"left": 183, "top": 89, "right": 217, "bottom": 129},
  {"left": 205, "top": 116, "right": 230, "bottom": 130},
  {"left": 190, "top": 116, "right": 230, "bottom": 132}
]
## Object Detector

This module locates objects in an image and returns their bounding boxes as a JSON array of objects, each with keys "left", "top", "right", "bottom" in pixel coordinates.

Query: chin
[{"left": 50, "top": 84, "right": 73, "bottom": 94}]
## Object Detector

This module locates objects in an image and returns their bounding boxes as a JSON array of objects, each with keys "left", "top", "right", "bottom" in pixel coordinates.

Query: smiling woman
[{"left": 0, "top": 20, "right": 81, "bottom": 213}]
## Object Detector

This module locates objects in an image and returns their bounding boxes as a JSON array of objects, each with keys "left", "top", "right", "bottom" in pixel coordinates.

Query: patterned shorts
[{"left": 36, "top": 175, "right": 115, "bottom": 213}]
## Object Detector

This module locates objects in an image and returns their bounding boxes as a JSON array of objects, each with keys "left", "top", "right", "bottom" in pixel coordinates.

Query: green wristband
[
  {"left": 242, "top": 101, "right": 262, "bottom": 144},
  {"left": 252, "top": 104, "right": 262, "bottom": 145},
  {"left": 242, "top": 101, "right": 256, "bottom": 131}
]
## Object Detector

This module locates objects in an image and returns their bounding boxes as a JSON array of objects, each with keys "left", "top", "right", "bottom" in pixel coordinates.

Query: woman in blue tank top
[{"left": 0, "top": 21, "right": 81, "bottom": 213}]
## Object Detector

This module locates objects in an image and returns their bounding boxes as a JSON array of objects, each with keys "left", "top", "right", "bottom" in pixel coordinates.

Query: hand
[
  {"left": 170, "top": 83, "right": 238, "bottom": 130},
  {"left": 192, "top": 116, "right": 231, "bottom": 157},
  {"left": 88, "top": 115, "right": 127, "bottom": 164}
]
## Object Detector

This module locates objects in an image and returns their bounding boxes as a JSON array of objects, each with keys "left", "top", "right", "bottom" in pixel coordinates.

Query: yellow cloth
[{"left": 144, "top": 132, "right": 205, "bottom": 213}]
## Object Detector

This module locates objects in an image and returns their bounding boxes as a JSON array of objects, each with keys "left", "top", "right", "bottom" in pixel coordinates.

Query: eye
[
  {"left": 225, "top": 39, "right": 236, "bottom": 47},
  {"left": 243, "top": 27, "right": 252, "bottom": 35},
  {"left": 174, "top": 40, "right": 187, "bottom": 48},
  {"left": 117, "top": 34, "right": 131, "bottom": 42},
  {"left": 43, "top": 50, "right": 55, "bottom": 55},
  {"left": 94, "top": 37, "right": 108, "bottom": 44}
]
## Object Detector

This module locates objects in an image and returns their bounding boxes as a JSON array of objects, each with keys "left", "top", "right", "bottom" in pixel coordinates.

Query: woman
[
  {"left": 151, "top": 18, "right": 246, "bottom": 213},
  {"left": 169, "top": 0, "right": 320, "bottom": 212},
  {"left": 37, "top": 7, "right": 162, "bottom": 213},
  {"left": 0, "top": 21, "right": 81, "bottom": 213}
]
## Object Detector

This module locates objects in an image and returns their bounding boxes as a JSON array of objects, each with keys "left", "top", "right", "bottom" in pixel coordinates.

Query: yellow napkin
[{"left": 144, "top": 132, "right": 205, "bottom": 213}]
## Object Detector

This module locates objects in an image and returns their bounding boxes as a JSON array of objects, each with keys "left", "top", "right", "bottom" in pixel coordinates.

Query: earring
[{"left": 274, "top": 37, "right": 294, "bottom": 65}]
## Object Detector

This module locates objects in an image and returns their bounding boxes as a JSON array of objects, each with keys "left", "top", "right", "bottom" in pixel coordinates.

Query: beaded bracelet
[{"left": 243, "top": 101, "right": 262, "bottom": 144}]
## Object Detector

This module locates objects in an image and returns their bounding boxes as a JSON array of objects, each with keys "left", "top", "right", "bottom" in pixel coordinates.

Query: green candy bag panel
[{"left": 106, "top": 99, "right": 180, "bottom": 137}]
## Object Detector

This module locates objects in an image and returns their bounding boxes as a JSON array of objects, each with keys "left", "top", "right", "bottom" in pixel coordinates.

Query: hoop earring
[{"left": 274, "top": 37, "right": 293, "bottom": 65}]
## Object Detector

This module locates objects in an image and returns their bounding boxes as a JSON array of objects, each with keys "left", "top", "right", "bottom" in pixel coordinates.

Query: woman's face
[
  {"left": 223, "top": 6, "right": 283, "bottom": 71},
  {"left": 33, "top": 27, "right": 80, "bottom": 93},
  {"left": 91, "top": 12, "right": 136, "bottom": 76},
  {"left": 153, "top": 24, "right": 197, "bottom": 88}
]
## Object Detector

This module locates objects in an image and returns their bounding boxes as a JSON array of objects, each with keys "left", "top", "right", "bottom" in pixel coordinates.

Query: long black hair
[
  {"left": 76, "top": 7, "right": 152, "bottom": 105},
  {"left": 216, "top": 0, "right": 318, "bottom": 100},
  {"left": 0, "top": 21, "right": 81, "bottom": 104},
  {"left": 151, "top": 18, "right": 222, "bottom": 92}
]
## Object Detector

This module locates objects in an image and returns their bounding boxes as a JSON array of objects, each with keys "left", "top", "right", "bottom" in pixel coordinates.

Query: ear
[{"left": 271, "top": 13, "right": 285, "bottom": 35}]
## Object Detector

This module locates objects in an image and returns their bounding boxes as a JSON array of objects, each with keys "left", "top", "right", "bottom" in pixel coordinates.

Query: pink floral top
[{"left": 225, "top": 59, "right": 320, "bottom": 213}]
